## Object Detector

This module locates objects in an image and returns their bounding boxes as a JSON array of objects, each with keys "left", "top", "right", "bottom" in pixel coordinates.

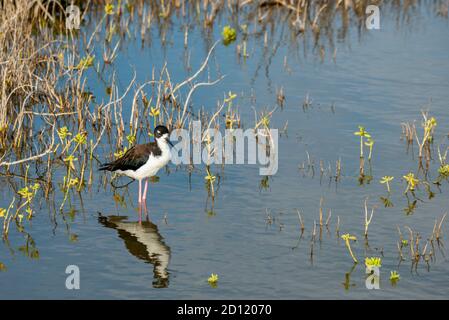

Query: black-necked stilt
[{"left": 99, "top": 125, "right": 173, "bottom": 221}]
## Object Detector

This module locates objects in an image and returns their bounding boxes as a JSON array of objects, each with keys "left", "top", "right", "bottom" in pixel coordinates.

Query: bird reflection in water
[{"left": 98, "top": 214, "right": 171, "bottom": 288}]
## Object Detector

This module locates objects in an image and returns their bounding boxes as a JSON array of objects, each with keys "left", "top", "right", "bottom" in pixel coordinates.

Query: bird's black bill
[{"left": 166, "top": 138, "right": 174, "bottom": 147}]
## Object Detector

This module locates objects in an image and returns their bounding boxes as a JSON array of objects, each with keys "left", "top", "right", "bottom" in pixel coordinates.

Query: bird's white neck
[{"left": 156, "top": 136, "right": 171, "bottom": 153}]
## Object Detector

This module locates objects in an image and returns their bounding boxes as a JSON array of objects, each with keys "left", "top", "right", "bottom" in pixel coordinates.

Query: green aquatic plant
[
  {"left": 74, "top": 132, "right": 87, "bottom": 145},
  {"left": 365, "top": 257, "right": 382, "bottom": 268},
  {"left": 64, "top": 155, "right": 78, "bottom": 171},
  {"left": 67, "top": 178, "right": 79, "bottom": 188},
  {"left": 205, "top": 171, "right": 216, "bottom": 183},
  {"left": 364, "top": 136, "right": 375, "bottom": 161},
  {"left": 434, "top": 149, "right": 449, "bottom": 184},
  {"left": 208, "top": 273, "right": 219, "bottom": 283},
  {"left": 380, "top": 176, "right": 394, "bottom": 193},
  {"left": 18, "top": 186, "right": 34, "bottom": 200},
  {"left": 126, "top": 133, "right": 136, "bottom": 146},
  {"left": 58, "top": 127, "right": 89, "bottom": 200},
  {"left": 354, "top": 126, "right": 371, "bottom": 158},
  {"left": 424, "top": 116, "right": 437, "bottom": 140},
  {"left": 114, "top": 147, "right": 128, "bottom": 159},
  {"left": 60, "top": 175, "right": 80, "bottom": 211},
  {"left": 222, "top": 25, "right": 236, "bottom": 45},
  {"left": 17, "top": 166, "right": 39, "bottom": 220},
  {"left": 105, "top": 3, "right": 115, "bottom": 15},
  {"left": 225, "top": 112, "right": 239, "bottom": 130},
  {"left": 341, "top": 233, "right": 358, "bottom": 263},
  {"left": 390, "top": 271, "right": 400, "bottom": 284},
  {"left": 1, "top": 166, "right": 40, "bottom": 238},
  {"left": 1, "top": 198, "right": 15, "bottom": 238},
  {"left": 254, "top": 109, "right": 275, "bottom": 132},
  {"left": 74, "top": 55, "right": 95, "bottom": 70},
  {"left": 208, "top": 273, "right": 219, "bottom": 288},
  {"left": 415, "top": 113, "right": 437, "bottom": 166},
  {"left": 438, "top": 164, "right": 449, "bottom": 178},
  {"left": 18, "top": 183, "right": 39, "bottom": 220},
  {"left": 60, "top": 136, "right": 85, "bottom": 210},
  {"left": 403, "top": 172, "right": 419, "bottom": 194},
  {"left": 149, "top": 106, "right": 160, "bottom": 116},
  {"left": 354, "top": 126, "right": 371, "bottom": 177},
  {"left": 57, "top": 126, "right": 72, "bottom": 141},
  {"left": 261, "top": 115, "right": 270, "bottom": 127},
  {"left": 205, "top": 165, "right": 217, "bottom": 199},
  {"left": 149, "top": 107, "right": 160, "bottom": 127},
  {"left": 224, "top": 92, "right": 238, "bottom": 130},
  {"left": 158, "top": 0, "right": 170, "bottom": 18},
  {"left": 224, "top": 91, "right": 237, "bottom": 104}
]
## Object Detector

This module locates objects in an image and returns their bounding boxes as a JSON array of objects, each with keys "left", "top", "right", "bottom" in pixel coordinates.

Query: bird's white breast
[{"left": 118, "top": 141, "right": 171, "bottom": 181}]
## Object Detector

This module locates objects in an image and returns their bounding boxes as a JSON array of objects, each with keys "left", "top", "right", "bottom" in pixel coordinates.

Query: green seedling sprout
[
  {"left": 354, "top": 126, "right": 370, "bottom": 159},
  {"left": 208, "top": 273, "right": 219, "bottom": 288},
  {"left": 390, "top": 271, "right": 400, "bottom": 284},
  {"left": 380, "top": 176, "right": 394, "bottom": 193}
]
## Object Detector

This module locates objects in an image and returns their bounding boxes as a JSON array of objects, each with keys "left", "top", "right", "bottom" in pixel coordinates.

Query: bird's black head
[{"left": 154, "top": 125, "right": 170, "bottom": 139}]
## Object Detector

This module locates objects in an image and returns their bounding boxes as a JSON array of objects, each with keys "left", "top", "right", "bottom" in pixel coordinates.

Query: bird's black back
[{"left": 99, "top": 142, "right": 161, "bottom": 172}]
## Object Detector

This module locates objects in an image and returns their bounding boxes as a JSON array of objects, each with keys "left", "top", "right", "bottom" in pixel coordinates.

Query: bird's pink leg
[
  {"left": 138, "top": 179, "right": 142, "bottom": 224},
  {"left": 142, "top": 178, "right": 149, "bottom": 220},
  {"left": 142, "top": 179, "right": 149, "bottom": 204}
]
